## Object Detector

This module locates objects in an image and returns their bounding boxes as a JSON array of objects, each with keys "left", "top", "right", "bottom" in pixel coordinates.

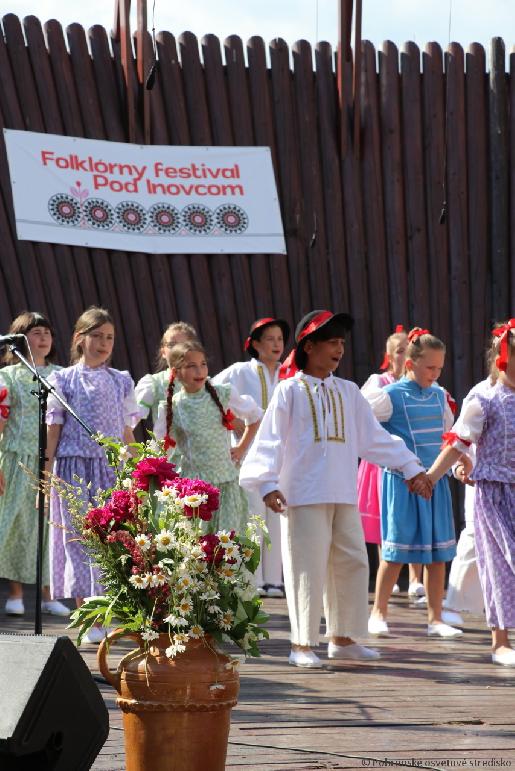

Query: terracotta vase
[{"left": 97, "top": 630, "right": 240, "bottom": 771}]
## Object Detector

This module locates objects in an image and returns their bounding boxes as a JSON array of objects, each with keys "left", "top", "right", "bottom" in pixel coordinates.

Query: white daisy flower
[
  {"left": 207, "top": 604, "right": 222, "bottom": 615},
  {"left": 189, "top": 625, "right": 204, "bottom": 639},
  {"left": 163, "top": 614, "right": 188, "bottom": 627},
  {"left": 190, "top": 544, "right": 204, "bottom": 560},
  {"left": 154, "top": 486, "right": 178, "bottom": 504},
  {"left": 134, "top": 533, "right": 152, "bottom": 552},
  {"left": 147, "top": 438, "right": 161, "bottom": 454},
  {"left": 173, "top": 632, "right": 189, "bottom": 645},
  {"left": 219, "top": 565, "right": 236, "bottom": 580},
  {"left": 121, "top": 478, "right": 133, "bottom": 489},
  {"left": 140, "top": 629, "right": 159, "bottom": 641},
  {"left": 155, "top": 529, "right": 174, "bottom": 551},
  {"left": 165, "top": 645, "right": 178, "bottom": 658},
  {"left": 241, "top": 546, "right": 254, "bottom": 562},
  {"left": 129, "top": 573, "right": 150, "bottom": 589},
  {"left": 218, "top": 611, "right": 234, "bottom": 631},
  {"left": 176, "top": 574, "right": 193, "bottom": 591},
  {"left": 223, "top": 545, "right": 241, "bottom": 562},
  {"left": 217, "top": 530, "right": 234, "bottom": 546},
  {"left": 200, "top": 589, "right": 220, "bottom": 601},
  {"left": 150, "top": 570, "right": 167, "bottom": 587},
  {"left": 182, "top": 493, "right": 208, "bottom": 508},
  {"left": 178, "top": 598, "right": 193, "bottom": 615}
]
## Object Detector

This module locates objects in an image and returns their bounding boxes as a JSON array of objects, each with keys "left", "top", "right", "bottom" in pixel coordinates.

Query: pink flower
[
  {"left": 108, "top": 490, "right": 138, "bottom": 523},
  {"left": 132, "top": 456, "right": 178, "bottom": 491},
  {"left": 166, "top": 478, "right": 220, "bottom": 521},
  {"left": 199, "top": 533, "right": 225, "bottom": 564},
  {"left": 84, "top": 506, "right": 113, "bottom": 535}
]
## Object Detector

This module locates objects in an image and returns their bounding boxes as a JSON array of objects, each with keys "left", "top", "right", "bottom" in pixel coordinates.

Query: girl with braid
[{"left": 154, "top": 341, "right": 263, "bottom": 532}]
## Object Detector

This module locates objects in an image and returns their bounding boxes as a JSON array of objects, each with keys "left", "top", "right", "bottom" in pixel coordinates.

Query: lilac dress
[
  {"left": 46, "top": 363, "right": 139, "bottom": 599},
  {"left": 451, "top": 381, "right": 515, "bottom": 629}
]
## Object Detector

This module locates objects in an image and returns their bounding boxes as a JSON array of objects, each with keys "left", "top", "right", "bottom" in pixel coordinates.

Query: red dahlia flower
[{"left": 132, "top": 456, "right": 178, "bottom": 491}]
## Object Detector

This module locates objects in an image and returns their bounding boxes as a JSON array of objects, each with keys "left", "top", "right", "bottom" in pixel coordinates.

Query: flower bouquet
[{"left": 52, "top": 437, "right": 269, "bottom": 658}]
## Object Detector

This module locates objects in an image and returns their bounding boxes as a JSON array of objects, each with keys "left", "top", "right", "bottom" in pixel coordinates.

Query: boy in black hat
[{"left": 240, "top": 310, "right": 431, "bottom": 667}]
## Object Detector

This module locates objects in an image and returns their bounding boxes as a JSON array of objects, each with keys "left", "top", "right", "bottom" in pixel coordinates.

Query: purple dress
[
  {"left": 46, "top": 363, "right": 139, "bottom": 599},
  {"left": 455, "top": 382, "right": 515, "bottom": 629}
]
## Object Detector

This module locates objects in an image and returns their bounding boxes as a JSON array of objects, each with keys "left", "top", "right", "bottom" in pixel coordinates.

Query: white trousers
[
  {"left": 246, "top": 489, "right": 283, "bottom": 587},
  {"left": 280, "top": 503, "right": 369, "bottom": 646}
]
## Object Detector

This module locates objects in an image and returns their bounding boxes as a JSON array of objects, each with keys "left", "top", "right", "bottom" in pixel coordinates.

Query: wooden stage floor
[{"left": 1, "top": 580, "right": 514, "bottom": 770}]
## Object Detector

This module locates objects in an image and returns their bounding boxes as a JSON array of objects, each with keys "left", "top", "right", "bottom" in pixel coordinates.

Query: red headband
[
  {"left": 244, "top": 317, "right": 277, "bottom": 352},
  {"left": 408, "top": 328, "right": 430, "bottom": 343},
  {"left": 493, "top": 319, "right": 515, "bottom": 372}
]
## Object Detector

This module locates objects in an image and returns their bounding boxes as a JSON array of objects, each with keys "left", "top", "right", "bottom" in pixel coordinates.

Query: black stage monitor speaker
[{"left": 0, "top": 634, "right": 109, "bottom": 770}]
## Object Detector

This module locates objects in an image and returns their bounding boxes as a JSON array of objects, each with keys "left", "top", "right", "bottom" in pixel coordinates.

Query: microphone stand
[{"left": 7, "top": 342, "right": 95, "bottom": 635}]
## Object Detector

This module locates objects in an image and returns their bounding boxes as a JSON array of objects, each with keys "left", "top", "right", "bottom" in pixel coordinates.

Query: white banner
[{"left": 3, "top": 129, "right": 286, "bottom": 255}]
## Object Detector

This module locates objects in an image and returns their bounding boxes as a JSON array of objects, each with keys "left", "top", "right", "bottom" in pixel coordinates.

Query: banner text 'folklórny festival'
[{"left": 4, "top": 129, "right": 286, "bottom": 255}]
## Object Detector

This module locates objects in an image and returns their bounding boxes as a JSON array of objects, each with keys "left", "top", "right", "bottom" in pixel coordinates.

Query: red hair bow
[
  {"left": 164, "top": 435, "right": 176, "bottom": 450},
  {"left": 0, "top": 387, "right": 10, "bottom": 419},
  {"left": 492, "top": 319, "right": 515, "bottom": 372},
  {"left": 278, "top": 350, "right": 298, "bottom": 380},
  {"left": 222, "top": 409, "right": 236, "bottom": 431},
  {"left": 408, "top": 328, "right": 430, "bottom": 343}
]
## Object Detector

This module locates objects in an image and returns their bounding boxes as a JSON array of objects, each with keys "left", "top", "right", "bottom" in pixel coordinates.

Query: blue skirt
[{"left": 381, "top": 472, "right": 456, "bottom": 564}]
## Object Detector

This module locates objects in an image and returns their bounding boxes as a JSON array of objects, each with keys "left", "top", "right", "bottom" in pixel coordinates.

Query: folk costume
[
  {"left": 365, "top": 376, "right": 456, "bottom": 564},
  {"left": 0, "top": 363, "right": 61, "bottom": 585},
  {"left": 212, "top": 317, "right": 290, "bottom": 591},
  {"left": 240, "top": 311, "right": 425, "bottom": 649},
  {"left": 443, "top": 373, "right": 515, "bottom": 630},
  {"left": 154, "top": 382, "right": 263, "bottom": 533},
  {"left": 46, "top": 364, "right": 139, "bottom": 599},
  {"left": 357, "top": 371, "right": 395, "bottom": 544},
  {"left": 135, "top": 369, "right": 169, "bottom": 426}
]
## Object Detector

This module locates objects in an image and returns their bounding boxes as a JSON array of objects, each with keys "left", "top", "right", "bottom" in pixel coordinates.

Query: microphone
[{"left": 0, "top": 334, "right": 26, "bottom": 346}]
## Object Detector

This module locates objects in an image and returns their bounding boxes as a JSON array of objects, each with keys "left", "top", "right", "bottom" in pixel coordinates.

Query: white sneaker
[
  {"left": 427, "top": 622, "right": 463, "bottom": 638},
  {"left": 415, "top": 596, "right": 427, "bottom": 606},
  {"left": 5, "top": 598, "right": 24, "bottom": 615},
  {"left": 391, "top": 584, "right": 400, "bottom": 594},
  {"left": 81, "top": 626, "right": 111, "bottom": 644},
  {"left": 288, "top": 649, "right": 324, "bottom": 668},
  {"left": 368, "top": 616, "right": 390, "bottom": 637},
  {"left": 441, "top": 609, "right": 463, "bottom": 626},
  {"left": 408, "top": 581, "right": 425, "bottom": 597},
  {"left": 41, "top": 600, "right": 71, "bottom": 617},
  {"left": 256, "top": 586, "right": 267, "bottom": 597},
  {"left": 492, "top": 649, "right": 515, "bottom": 667},
  {"left": 327, "top": 642, "right": 381, "bottom": 660}
]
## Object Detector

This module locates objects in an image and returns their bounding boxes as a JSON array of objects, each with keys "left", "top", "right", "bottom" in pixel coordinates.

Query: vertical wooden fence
[{"left": 0, "top": 14, "right": 513, "bottom": 405}]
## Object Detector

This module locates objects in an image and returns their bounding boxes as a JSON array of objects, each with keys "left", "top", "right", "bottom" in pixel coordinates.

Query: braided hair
[{"left": 164, "top": 342, "right": 235, "bottom": 448}]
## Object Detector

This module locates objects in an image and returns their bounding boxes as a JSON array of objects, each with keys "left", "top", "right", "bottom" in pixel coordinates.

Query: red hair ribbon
[
  {"left": 395, "top": 324, "right": 405, "bottom": 333},
  {"left": 164, "top": 434, "right": 176, "bottom": 450},
  {"left": 244, "top": 317, "right": 276, "bottom": 351},
  {"left": 278, "top": 350, "right": 298, "bottom": 380},
  {"left": 441, "top": 432, "right": 471, "bottom": 449},
  {"left": 0, "top": 387, "right": 9, "bottom": 419},
  {"left": 408, "top": 328, "right": 430, "bottom": 343},
  {"left": 492, "top": 318, "right": 515, "bottom": 372},
  {"left": 445, "top": 390, "right": 457, "bottom": 415},
  {"left": 222, "top": 409, "right": 236, "bottom": 431},
  {"left": 379, "top": 353, "right": 390, "bottom": 371}
]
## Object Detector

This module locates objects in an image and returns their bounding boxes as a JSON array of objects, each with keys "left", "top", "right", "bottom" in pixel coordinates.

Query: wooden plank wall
[{"left": 0, "top": 14, "right": 513, "bottom": 405}]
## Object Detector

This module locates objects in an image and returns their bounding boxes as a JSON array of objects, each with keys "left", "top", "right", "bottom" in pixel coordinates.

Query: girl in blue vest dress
[{"left": 365, "top": 328, "right": 461, "bottom": 639}]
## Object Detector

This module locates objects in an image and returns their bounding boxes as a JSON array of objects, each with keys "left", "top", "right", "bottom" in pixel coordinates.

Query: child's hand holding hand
[
  {"left": 230, "top": 444, "right": 246, "bottom": 465},
  {"left": 406, "top": 472, "right": 433, "bottom": 499},
  {"left": 263, "top": 489, "right": 287, "bottom": 513},
  {"left": 455, "top": 455, "right": 474, "bottom": 486}
]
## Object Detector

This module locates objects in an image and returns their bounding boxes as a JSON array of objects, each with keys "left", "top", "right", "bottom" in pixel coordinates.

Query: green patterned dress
[
  {"left": 0, "top": 363, "right": 61, "bottom": 584},
  {"left": 157, "top": 382, "right": 263, "bottom": 533}
]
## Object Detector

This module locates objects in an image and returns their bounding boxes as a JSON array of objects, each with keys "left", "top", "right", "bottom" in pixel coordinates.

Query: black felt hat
[
  {"left": 244, "top": 317, "right": 290, "bottom": 359},
  {"left": 293, "top": 310, "right": 354, "bottom": 369}
]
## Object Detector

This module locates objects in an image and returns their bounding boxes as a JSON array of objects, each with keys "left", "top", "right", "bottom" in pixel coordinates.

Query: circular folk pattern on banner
[
  {"left": 214, "top": 204, "right": 249, "bottom": 234},
  {"left": 48, "top": 194, "right": 81, "bottom": 226},
  {"left": 148, "top": 203, "right": 182, "bottom": 234},
  {"left": 115, "top": 201, "right": 148, "bottom": 232},
  {"left": 182, "top": 204, "right": 214, "bottom": 235},
  {"left": 83, "top": 198, "right": 115, "bottom": 230}
]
